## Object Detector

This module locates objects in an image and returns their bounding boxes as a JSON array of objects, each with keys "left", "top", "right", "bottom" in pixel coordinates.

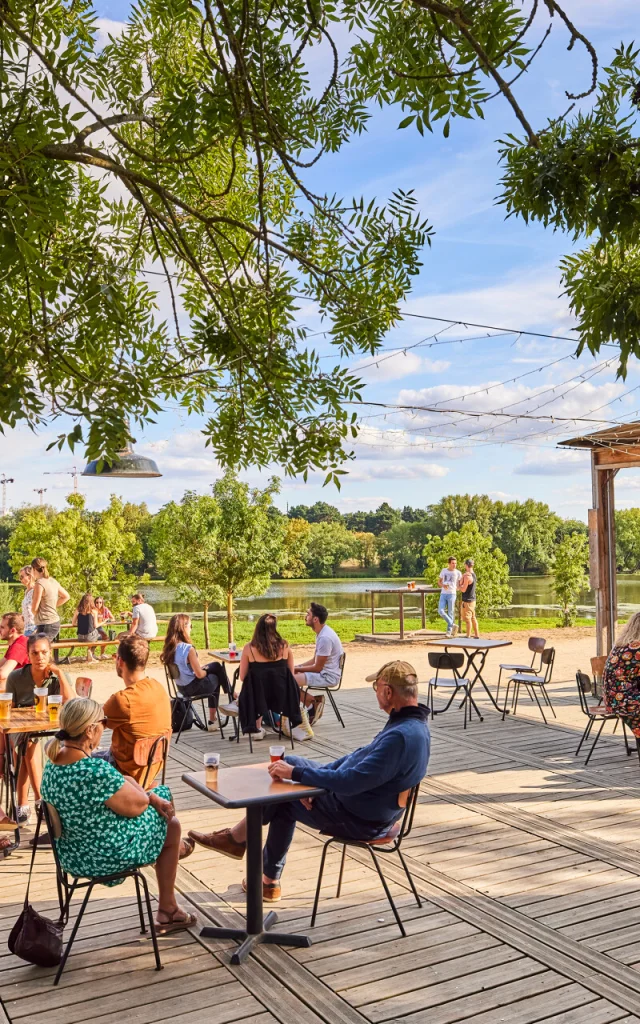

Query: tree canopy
[
  {"left": 1, "top": 0, "right": 622, "bottom": 476},
  {"left": 422, "top": 521, "right": 512, "bottom": 617}
]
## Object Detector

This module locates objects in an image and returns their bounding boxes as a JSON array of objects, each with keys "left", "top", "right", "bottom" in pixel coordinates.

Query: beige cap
[{"left": 365, "top": 660, "right": 418, "bottom": 687}]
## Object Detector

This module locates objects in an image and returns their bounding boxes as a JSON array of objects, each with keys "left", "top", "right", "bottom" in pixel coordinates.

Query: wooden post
[
  {"left": 592, "top": 455, "right": 617, "bottom": 655},
  {"left": 399, "top": 592, "right": 405, "bottom": 640},
  {"left": 421, "top": 591, "right": 426, "bottom": 631},
  {"left": 371, "top": 592, "right": 375, "bottom": 636}
]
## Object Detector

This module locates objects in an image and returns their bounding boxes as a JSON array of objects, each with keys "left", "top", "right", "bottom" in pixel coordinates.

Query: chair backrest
[
  {"left": 164, "top": 662, "right": 180, "bottom": 698},
  {"left": 428, "top": 651, "right": 464, "bottom": 672},
  {"left": 75, "top": 677, "right": 93, "bottom": 698},
  {"left": 575, "top": 670, "right": 593, "bottom": 715},
  {"left": 135, "top": 734, "right": 169, "bottom": 789},
  {"left": 540, "top": 646, "right": 555, "bottom": 682},
  {"left": 44, "top": 801, "right": 63, "bottom": 840},
  {"left": 395, "top": 784, "right": 421, "bottom": 846},
  {"left": 590, "top": 655, "right": 607, "bottom": 682},
  {"left": 335, "top": 652, "right": 346, "bottom": 690},
  {"left": 528, "top": 637, "right": 546, "bottom": 654}
]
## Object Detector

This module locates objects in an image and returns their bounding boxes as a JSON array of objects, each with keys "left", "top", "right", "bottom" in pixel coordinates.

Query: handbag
[
  {"left": 171, "top": 696, "right": 194, "bottom": 733},
  {"left": 8, "top": 807, "right": 64, "bottom": 967}
]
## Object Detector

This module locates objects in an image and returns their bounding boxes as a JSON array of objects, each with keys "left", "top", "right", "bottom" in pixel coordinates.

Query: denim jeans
[
  {"left": 438, "top": 591, "right": 455, "bottom": 631},
  {"left": 262, "top": 792, "right": 393, "bottom": 880}
]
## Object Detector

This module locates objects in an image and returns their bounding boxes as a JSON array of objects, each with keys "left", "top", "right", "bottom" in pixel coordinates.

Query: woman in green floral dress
[
  {"left": 41, "top": 698, "right": 196, "bottom": 934},
  {"left": 603, "top": 613, "right": 640, "bottom": 737}
]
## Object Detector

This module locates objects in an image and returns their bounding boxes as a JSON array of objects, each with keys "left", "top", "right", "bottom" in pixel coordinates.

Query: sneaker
[
  {"left": 451, "top": 625, "right": 459, "bottom": 637},
  {"left": 207, "top": 721, "right": 219, "bottom": 731},
  {"left": 17, "top": 806, "right": 31, "bottom": 826},
  {"left": 242, "top": 877, "right": 281, "bottom": 902},
  {"left": 187, "top": 827, "right": 246, "bottom": 859},
  {"left": 445, "top": 630, "right": 452, "bottom": 638},
  {"left": 219, "top": 700, "right": 239, "bottom": 716},
  {"left": 250, "top": 728, "right": 266, "bottom": 741},
  {"left": 310, "top": 695, "right": 325, "bottom": 724}
]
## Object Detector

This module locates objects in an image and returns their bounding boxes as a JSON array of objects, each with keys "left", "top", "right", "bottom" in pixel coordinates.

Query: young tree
[
  {"left": 352, "top": 532, "right": 378, "bottom": 571},
  {"left": 304, "top": 522, "right": 357, "bottom": 578},
  {"left": 616, "top": 510, "right": 640, "bottom": 572},
  {"left": 281, "top": 518, "right": 311, "bottom": 579},
  {"left": 9, "top": 493, "right": 141, "bottom": 606},
  {"left": 422, "top": 522, "right": 512, "bottom": 617},
  {"left": 551, "top": 534, "right": 589, "bottom": 627}
]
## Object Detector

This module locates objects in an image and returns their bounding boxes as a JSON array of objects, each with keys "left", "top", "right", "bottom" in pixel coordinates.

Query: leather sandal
[{"left": 155, "top": 906, "right": 197, "bottom": 934}]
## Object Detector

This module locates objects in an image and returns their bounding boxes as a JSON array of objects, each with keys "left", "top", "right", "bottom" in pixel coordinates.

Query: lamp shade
[{"left": 82, "top": 447, "right": 162, "bottom": 478}]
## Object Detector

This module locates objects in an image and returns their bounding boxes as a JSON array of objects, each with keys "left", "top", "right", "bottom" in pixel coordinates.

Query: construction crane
[
  {"left": 44, "top": 466, "right": 79, "bottom": 494},
  {"left": 0, "top": 475, "right": 14, "bottom": 517},
  {"left": 33, "top": 488, "right": 47, "bottom": 506}
]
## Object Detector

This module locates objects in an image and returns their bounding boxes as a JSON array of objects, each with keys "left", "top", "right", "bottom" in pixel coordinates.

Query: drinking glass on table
[
  {"left": 48, "top": 694, "right": 62, "bottom": 724},
  {"left": 34, "top": 687, "right": 48, "bottom": 714},
  {"left": 204, "top": 752, "right": 220, "bottom": 783},
  {"left": 0, "top": 694, "right": 11, "bottom": 722},
  {"left": 269, "top": 745, "right": 285, "bottom": 763}
]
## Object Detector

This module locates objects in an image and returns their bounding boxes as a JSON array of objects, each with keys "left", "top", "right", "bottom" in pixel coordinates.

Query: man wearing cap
[{"left": 189, "top": 661, "right": 430, "bottom": 902}]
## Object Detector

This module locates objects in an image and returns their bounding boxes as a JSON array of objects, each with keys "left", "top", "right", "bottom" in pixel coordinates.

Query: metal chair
[
  {"left": 496, "top": 637, "right": 545, "bottom": 706},
  {"left": 134, "top": 734, "right": 169, "bottom": 789},
  {"left": 75, "top": 677, "right": 93, "bottom": 698},
  {"left": 164, "top": 663, "right": 222, "bottom": 744},
  {"left": 502, "top": 647, "right": 556, "bottom": 724},
  {"left": 425, "top": 652, "right": 482, "bottom": 729},
  {"left": 310, "top": 784, "right": 423, "bottom": 937},
  {"left": 575, "top": 670, "right": 632, "bottom": 765},
  {"left": 41, "top": 803, "right": 162, "bottom": 986},
  {"left": 300, "top": 652, "right": 346, "bottom": 728}
]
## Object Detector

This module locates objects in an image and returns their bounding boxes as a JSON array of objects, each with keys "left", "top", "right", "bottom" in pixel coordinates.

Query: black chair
[
  {"left": 575, "top": 670, "right": 632, "bottom": 765},
  {"left": 425, "top": 652, "right": 482, "bottom": 729},
  {"left": 233, "top": 661, "right": 299, "bottom": 753},
  {"left": 502, "top": 647, "right": 556, "bottom": 724},
  {"left": 41, "top": 803, "right": 162, "bottom": 986},
  {"left": 310, "top": 784, "right": 423, "bottom": 937},
  {"left": 300, "top": 652, "right": 346, "bottom": 728},
  {"left": 164, "top": 663, "right": 224, "bottom": 744},
  {"left": 496, "top": 637, "right": 545, "bottom": 706}
]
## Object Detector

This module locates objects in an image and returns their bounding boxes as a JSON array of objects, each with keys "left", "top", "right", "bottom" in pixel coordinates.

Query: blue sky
[{"left": 6, "top": 1, "right": 640, "bottom": 519}]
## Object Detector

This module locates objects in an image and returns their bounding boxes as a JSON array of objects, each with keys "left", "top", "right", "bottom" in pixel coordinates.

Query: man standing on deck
[{"left": 437, "top": 556, "right": 461, "bottom": 637}]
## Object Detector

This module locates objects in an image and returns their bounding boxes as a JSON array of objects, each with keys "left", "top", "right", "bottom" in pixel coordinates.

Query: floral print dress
[
  {"left": 41, "top": 756, "right": 169, "bottom": 883},
  {"left": 603, "top": 641, "right": 640, "bottom": 735}
]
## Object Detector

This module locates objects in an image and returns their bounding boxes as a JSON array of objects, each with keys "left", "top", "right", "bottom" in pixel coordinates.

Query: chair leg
[
  {"left": 576, "top": 718, "right": 593, "bottom": 756},
  {"left": 54, "top": 882, "right": 95, "bottom": 985},
  {"left": 528, "top": 685, "right": 548, "bottom": 725},
  {"left": 248, "top": 729, "right": 253, "bottom": 754},
  {"left": 540, "top": 685, "right": 556, "bottom": 718},
  {"left": 513, "top": 682, "right": 521, "bottom": 716},
  {"left": 622, "top": 720, "right": 633, "bottom": 756},
  {"left": 311, "top": 841, "right": 333, "bottom": 927},
  {"left": 326, "top": 689, "right": 345, "bottom": 728},
  {"left": 367, "top": 848, "right": 406, "bottom": 938},
  {"left": 336, "top": 846, "right": 347, "bottom": 898},
  {"left": 397, "top": 848, "right": 422, "bottom": 908},
  {"left": 636, "top": 737, "right": 640, "bottom": 767},
  {"left": 501, "top": 681, "right": 511, "bottom": 721},
  {"left": 134, "top": 873, "right": 146, "bottom": 934},
  {"left": 138, "top": 871, "right": 162, "bottom": 972},
  {"left": 496, "top": 668, "right": 502, "bottom": 708},
  {"left": 585, "top": 719, "right": 606, "bottom": 765}
]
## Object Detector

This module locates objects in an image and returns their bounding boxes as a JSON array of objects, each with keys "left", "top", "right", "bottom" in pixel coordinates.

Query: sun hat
[{"left": 365, "top": 660, "right": 418, "bottom": 687}]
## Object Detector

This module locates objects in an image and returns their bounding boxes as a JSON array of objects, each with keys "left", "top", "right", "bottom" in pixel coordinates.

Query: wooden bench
[{"left": 52, "top": 634, "right": 167, "bottom": 663}]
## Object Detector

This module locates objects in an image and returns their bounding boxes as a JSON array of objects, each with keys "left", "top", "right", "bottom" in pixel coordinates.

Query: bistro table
[
  {"left": 425, "top": 637, "right": 513, "bottom": 715},
  {"left": 183, "top": 762, "right": 323, "bottom": 964},
  {"left": 367, "top": 587, "right": 440, "bottom": 640},
  {"left": 1, "top": 708, "right": 57, "bottom": 848}
]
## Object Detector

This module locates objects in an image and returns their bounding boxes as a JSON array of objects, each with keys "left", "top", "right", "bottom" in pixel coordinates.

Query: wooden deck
[{"left": 3, "top": 673, "right": 640, "bottom": 1024}]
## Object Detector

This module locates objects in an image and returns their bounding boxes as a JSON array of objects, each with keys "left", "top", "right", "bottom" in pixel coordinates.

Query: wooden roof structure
[{"left": 559, "top": 421, "right": 640, "bottom": 654}]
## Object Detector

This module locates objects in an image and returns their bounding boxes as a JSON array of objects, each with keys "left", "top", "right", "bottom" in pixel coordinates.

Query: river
[{"left": 135, "top": 575, "right": 640, "bottom": 621}]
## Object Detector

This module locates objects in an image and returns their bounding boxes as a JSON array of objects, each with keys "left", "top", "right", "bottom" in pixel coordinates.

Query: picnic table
[
  {"left": 183, "top": 762, "right": 323, "bottom": 963},
  {"left": 52, "top": 633, "right": 166, "bottom": 663},
  {"left": 425, "top": 636, "right": 513, "bottom": 714},
  {"left": 0, "top": 707, "right": 58, "bottom": 848},
  {"left": 367, "top": 586, "right": 440, "bottom": 640}
]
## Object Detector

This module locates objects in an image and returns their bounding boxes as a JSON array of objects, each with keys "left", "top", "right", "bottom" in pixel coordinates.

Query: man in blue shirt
[{"left": 189, "top": 660, "right": 430, "bottom": 902}]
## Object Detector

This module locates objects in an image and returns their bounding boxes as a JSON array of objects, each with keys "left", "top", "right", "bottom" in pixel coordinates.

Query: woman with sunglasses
[{"left": 42, "top": 698, "right": 196, "bottom": 933}]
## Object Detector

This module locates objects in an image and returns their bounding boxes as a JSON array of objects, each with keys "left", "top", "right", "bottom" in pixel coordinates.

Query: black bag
[
  {"left": 171, "top": 696, "right": 194, "bottom": 733},
  {"left": 8, "top": 809, "right": 64, "bottom": 967}
]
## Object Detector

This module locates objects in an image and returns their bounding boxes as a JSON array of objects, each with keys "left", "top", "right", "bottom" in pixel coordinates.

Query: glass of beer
[
  {"left": 0, "top": 694, "right": 12, "bottom": 722},
  {"left": 34, "top": 687, "right": 48, "bottom": 714},
  {"left": 228, "top": 642, "right": 237, "bottom": 660},
  {"left": 269, "top": 744, "right": 285, "bottom": 763},
  {"left": 204, "top": 752, "right": 220, "bottom": 784},
  {"left": 48, "top": 694, "right": 62, "bottom": 724}
]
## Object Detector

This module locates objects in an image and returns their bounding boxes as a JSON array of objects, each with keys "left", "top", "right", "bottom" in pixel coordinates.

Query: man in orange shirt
[{"left": 101, "top": 635, "right": 171, "bottom": 787}]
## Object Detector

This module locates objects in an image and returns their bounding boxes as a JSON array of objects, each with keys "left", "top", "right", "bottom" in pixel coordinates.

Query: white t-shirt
[
  {"left": 439, "top": 568, "right": 461, "bottom": 594},
  {"left": 131, "top": 602, "right": 158, "bottom": 639},
  {"left": 315, "top": 624, "right": 344, "bottom": 683}
]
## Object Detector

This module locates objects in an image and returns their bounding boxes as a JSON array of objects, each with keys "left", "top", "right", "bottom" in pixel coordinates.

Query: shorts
[
  {"left": 78, "top": 631, "right": 101, "bottom": 642},
  {"left": 461, "top": 601, "right": 477, "bottom": 622}
]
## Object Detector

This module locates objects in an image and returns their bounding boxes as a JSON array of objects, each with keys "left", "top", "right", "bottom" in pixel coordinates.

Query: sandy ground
[{"left": 65, "top": 626, "right": 599, "bottom": 706}]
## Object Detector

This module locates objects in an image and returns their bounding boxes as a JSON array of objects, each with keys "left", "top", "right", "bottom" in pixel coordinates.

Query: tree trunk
[
  {"left": 227, "top": 591, "right": 234, "bottom": 644},
  {"left": 203, "top": 601, "right": 210, "bottom": 648}
]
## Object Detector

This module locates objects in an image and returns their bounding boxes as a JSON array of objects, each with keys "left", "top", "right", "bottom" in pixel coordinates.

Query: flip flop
[{"left": 155, "top": 907, "right": 197, "bottom": 934}]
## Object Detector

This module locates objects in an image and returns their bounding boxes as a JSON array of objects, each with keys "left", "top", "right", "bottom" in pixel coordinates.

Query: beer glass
[
  {"left": 0, "top": 694, "right": 11, "bottom": 722},
  {"left": 204, "top": 752, "right": 220, "bottom": 783},
  {"left": 34, "top": 687, "right": 48, "bottom": 714},
  {"left": 269, "top": 745, "right": 285, "bottom": 763},
  {"left": 48, "top": 694, "right": 62, "bottom": 724}
]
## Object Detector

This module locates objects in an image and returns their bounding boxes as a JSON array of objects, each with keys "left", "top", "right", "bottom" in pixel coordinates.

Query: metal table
[
  {"left": 367, "top": 587, "right": 440, "bottom": 639},
  {"left": 425, "top": 637, "right": 513, "bottom": 714},
  {"left": 183, "top": 763, "right": 323, "bottom": 963},
  {"left": 1, "top": 707, "right": 57, "bottom": 848}
]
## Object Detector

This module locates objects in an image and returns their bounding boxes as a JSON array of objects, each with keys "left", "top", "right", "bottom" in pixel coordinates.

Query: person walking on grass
[
  {"left": 458, "top": 559, "right": 479, "bottom": 639},
  {"left": 437, "top": 556, "right": 461, "bottom": 637}
]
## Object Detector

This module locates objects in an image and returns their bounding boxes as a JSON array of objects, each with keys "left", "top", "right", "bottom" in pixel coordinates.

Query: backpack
[{"left": 171, "top": 696, "right": 194, "bottom": 733}]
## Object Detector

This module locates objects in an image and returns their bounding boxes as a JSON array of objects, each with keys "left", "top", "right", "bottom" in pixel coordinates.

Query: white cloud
[
  {"left": 349, "top": 462, "right": 449, "bottom": 482},
  {"left": 95, "top": 18, "right": 127, "bottom": 49},
  {"left": 351, "top": 350, "right": 450, "bottom": 382},
  {"left": 514, "top": 449, "right": 589, "bottom": 476}
]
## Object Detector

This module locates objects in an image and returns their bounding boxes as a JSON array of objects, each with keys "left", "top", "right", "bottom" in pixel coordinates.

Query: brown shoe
[
  {"left": 187, "top": 827, "right": 246, "bottom": 860},
  {"left": 242, "top": 877, "right": 281, "bottom": 902}
]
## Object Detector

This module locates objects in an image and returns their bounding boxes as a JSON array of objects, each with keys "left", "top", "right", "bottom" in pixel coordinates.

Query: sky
[{"left": 6, "top": 0, "right": 640, "bottom": 520}]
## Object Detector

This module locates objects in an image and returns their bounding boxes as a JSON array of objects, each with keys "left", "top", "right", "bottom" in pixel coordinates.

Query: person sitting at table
[
  {"left": 94, "top": 596, "right": 115, "bottom": 643},
  {"left": 0, "top": 613, "right": 28, "bottom": 686},
  {"left": 189, "top": 660, "right": 430, "bottom": 902},
  {"left": 161, "top": 614, "right": 231, "bottom": 730},
  {"left": 219, "top": 613, "right": 304, "bottom": 741},
  {"left": 294, "top": 603, "right": 344, "bottom": 726},
  {"left": 41, "top": 697, "right": 196, "bottom": 932},
  {"left": 603, "top": 612, "right": 640, "bottom": 748},
  {"left": 125, "top": 593, "right": 158, "bottom": 641},
  {"left": 72, "top": 592, "right": 101, "bottom": 662},
  {"left": 98, "top": 635, "right": 172, "bottom": 787},
  {"left": 5, "top": 634, "right": 74, "bottom": 825}
]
